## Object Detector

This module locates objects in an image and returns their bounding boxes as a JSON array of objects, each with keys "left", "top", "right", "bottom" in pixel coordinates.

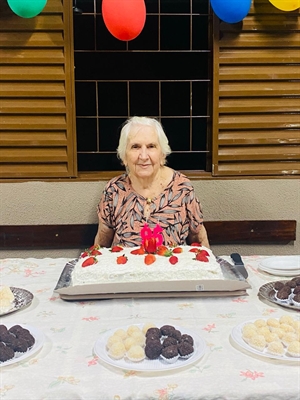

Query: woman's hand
[{"left": 188, "top": 224, "right": 210, "bottom": 248}]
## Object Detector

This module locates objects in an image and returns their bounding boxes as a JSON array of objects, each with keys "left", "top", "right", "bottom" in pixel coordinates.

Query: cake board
[{"left": 54, "top": 258, "right": 251, "bottom": 300}]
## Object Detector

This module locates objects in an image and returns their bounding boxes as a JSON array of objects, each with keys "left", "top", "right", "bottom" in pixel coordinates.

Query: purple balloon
[{"left": 210, "top": 0, "right": 252, "bottom": 24}]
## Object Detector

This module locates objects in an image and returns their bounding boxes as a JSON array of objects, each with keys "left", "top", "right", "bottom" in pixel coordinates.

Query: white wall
[{"left": 0, "top": 179, "right": 299, "bottom": 258}]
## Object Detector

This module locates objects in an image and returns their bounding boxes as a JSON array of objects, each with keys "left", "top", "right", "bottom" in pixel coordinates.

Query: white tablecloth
[{"left": 0, "top": 256, "right": 299, "bottom": 400}]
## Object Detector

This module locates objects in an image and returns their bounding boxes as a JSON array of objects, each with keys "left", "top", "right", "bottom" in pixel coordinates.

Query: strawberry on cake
[{"left": 71, "top": 241, "right": 223, "bottom": 286}]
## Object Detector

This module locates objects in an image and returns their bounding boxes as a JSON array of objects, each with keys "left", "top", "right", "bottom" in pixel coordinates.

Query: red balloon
[{"left": 102, "top": 0, "right": 146, "bottom": 41}]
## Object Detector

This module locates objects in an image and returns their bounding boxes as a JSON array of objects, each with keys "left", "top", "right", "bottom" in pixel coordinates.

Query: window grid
[{"left": 74, "top": 0, "right": 211, "bottom": 172}]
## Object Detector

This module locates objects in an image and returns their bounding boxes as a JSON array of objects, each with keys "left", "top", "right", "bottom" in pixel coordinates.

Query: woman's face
[{"left": 124, "top": 125, "right": 165, "bottom": 179}]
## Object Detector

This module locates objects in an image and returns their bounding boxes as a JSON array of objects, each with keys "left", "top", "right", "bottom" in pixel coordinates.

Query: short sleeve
[
  {"left": 185, "top": 187, "right": 204, "bottom": 234},
  {"left": 97, "top": 182, "right": 115, "bottom": 229}
]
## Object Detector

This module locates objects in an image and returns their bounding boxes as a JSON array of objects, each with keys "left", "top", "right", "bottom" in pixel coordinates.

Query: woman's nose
[{"left": 139, "top": 146, "right": 148, "bottom": 159}]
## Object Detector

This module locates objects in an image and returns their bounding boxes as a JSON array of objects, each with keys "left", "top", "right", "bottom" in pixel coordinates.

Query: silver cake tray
[{"left": 54, "top": 257, "right": 251, "bottom": 300}]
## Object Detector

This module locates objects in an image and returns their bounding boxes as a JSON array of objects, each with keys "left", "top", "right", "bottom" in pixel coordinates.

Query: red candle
[{"left": 144, "top": 237, "right": 157, "bottom": 254}]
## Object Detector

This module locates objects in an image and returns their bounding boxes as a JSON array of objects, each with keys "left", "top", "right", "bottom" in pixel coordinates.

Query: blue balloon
[
  {"left": 210, "top": 0, "right": 252, "bottom": 24},
  {"left": 8, "top": 0, "right": 47, "bottom": 19}
]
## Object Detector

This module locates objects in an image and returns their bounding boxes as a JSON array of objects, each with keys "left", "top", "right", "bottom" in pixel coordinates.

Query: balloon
[
  {"left": 102, "top": 0, "right": 146, "bottom": 41},
  {"left": 7, "top": 0, "right": 47, "bottom": 18},
  {"left": 210, "top": 0, "right": 252, "bottom": 24},
  {"left": 268, "top": 0, "right": 300, "bottom": 11}
]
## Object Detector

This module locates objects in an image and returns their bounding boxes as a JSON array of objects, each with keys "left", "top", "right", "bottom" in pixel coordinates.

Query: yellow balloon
[{"left": 269, "top": 0, "right": 300, "bottom": 11}]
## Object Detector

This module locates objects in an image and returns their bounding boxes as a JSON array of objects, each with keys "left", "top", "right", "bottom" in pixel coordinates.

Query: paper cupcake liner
[
  {"left": 160, "top": 354, "right": 179, "bottom": 364},
  {"left": 179, "top": 351, "right": 194, "bottom": 359},
  {"left": 291, "top": 298, "right": 300, "bottom": 307},
  {"left": 274, "top": 293, "right": 293, "bottom": 304}
]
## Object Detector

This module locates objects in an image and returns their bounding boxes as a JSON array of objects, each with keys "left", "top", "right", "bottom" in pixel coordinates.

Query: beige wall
[{"left": 0, "top": 179, "right": 299, "bottom": 259}]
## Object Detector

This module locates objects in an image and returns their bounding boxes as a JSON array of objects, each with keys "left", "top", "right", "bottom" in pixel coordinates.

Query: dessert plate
[
  {"left": 0, "top": 323, "right": 45, "bottom": 367},
  {"left": 231, "top": 318, "right": 300, "bottom": 362},
  {"left": 258, "top": 266, "right": 298, "bottom": 277},
  {"left": 0, "top": 287, "right": 34, "bottom": 316},
  {"left": 258, "top": 281, "right": 300, "bottom": 311},
  {"left": 259, "top": 256, "right": 300, "bottom": 276},
  {"left": 94, "top": 323, "right": 207, "bottom": 371}
]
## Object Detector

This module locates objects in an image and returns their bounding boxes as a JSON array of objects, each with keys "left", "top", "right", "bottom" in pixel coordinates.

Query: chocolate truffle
[
  {"left": 0, "top": 332, "right": 14, "bottom": 343},
  {"left": 161, "top": 345, "right": 178, "bottom": 359},
  {"left": 273, "top": 281, "right": 284, "bottom": 291},
  {"left": 8, "top": 325, "right": 27, "bottom": 336},
  {"left": 13, "top": 338, "right": 29, "bottom": 353},
  {"left": 146, "top": 327, "right": 161, "bottom": 339},
  {"left": 291, "top": 277, "right": 300, "bottom": 285},
  {"left": 145, "top": 341, "right": 162, "bottom": 359},
  {"left": 276, "top": 288, "right": 290, "bottom": 301},
  {"left": 19, "top": 332, "right": 35, "bottom": 348},
  {"left": 169, "top": 329, "right": 181, "bottom": 341},
  {"left": 0, "top": 343, "right": 14, "bottom": 362},
  {"left": 293, "top": 286, "right": 300, "bottom": 295},
  {"left": 180, "top": 334, "right": 194, "bottom": 346},
  {"left": 178, "top": 341, "right": 194, "bottom": 357},
  {"left": 146, "top": 333, "right": 161, "bottom": 342},
  {"left": 162, "top": 337, "right": 177, "bottom": 348},
  {"left": 0, "top": 325, "right": 8, "bottom": 335},
  {"left": 281, "top": 286, "right": 292, "bottom": 295},
  {"left": 160, "top": 325, "right": 175, "bottom": 336},
  {"left": 285, "top": 280, "right": 297, "bottom": 289}
]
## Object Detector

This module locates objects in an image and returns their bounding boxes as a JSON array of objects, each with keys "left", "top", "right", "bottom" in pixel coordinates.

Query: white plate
[
  {"left": 0, "top": 323, "right": 45, "bottom": 367},
  {"left": 258, "top": 266, "right": 299, "bottom": 277},
  {"left": 260, "top": 256, "right": 300, "bottom": 271},
  {"left": 94, "top": 324, "right": 207, "bottom": 371},
  {"left": 231, "top": 318, "right": 300, "bottom": 362},
  {"left": 258, "top": 281, "right": 300, "bottom": 311},
  {"left": 0, "top": 287, "right": 34, "bottom": 316}
]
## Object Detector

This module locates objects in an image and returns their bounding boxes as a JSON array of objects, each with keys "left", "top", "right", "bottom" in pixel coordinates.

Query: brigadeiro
[
  {"left": 161, "top": 345, "right": 179, "bottom": 363},
  {"left": 291, "top": 277, "right": 300, "bottom": 285},
  {"left": 19, "top": 332, "right": 35, "bottom": 348},
  {"left": 281, "top": 285, "right": 292, "bottom": 295},
  {"left": 146, "top": 327, "right": 161, "bottom": 339},
  {"left": 285, "top": 280, "right": 297, "bottom": 289},
  {"left": 275, "top": 288, "right": 291, "bottom": 302},
  {"left": 180, "top": 334, "right": 194, "bottom": 346},
  {"left": 273, "top": 281, "right": 284, "bottom": 291},
  {"left": 293, "top": 286, "right": 300, "bottom": 295},
  {"left": 169, "top": 329, "right": 182, "bottom": 341},
  {"left": 12, "top": 338, "right": 29, "bottom": 353},
  {"left": 0, "top": 332, "right": 14, "bottom": 343},
  {"left": 145, "top": 341, "right": 162, "bottom": 360},
  {"left": 0, "top": 325, "right": 8, "bottom": 335},
  {"left": 178, "top": 341, "right": 194, "bottom": 358},
  {"left": 160, "top": 325, "right": 175, "bottom": 336},
  {"left": 146, "top": 333, "right": 161, "bottom": 342},
  {"left": 292, "top": 294, "right": 300, "bottom": 306},
  {"left": 162, "top": 337, "right": 177, "bottom": 348},
  {"left": 8, "top": 325, "right": 27, "bottom": 337},
  {"left": 0, "top": 343, "right": 14, "bottom": 362}
]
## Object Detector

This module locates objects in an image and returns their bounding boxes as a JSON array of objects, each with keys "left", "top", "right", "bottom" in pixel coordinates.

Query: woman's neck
[{"left": 128, "top": 166, "right": 171, "bottom": 199}]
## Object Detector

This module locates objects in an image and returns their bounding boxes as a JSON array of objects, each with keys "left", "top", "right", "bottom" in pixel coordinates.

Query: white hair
[{"left": 117, "top": 116, "right": 172, "bottom": 165}]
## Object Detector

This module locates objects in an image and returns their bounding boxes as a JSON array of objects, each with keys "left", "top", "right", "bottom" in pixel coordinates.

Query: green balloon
[{"left": 7, "top": 0, "right": 47, "bottom": 18}]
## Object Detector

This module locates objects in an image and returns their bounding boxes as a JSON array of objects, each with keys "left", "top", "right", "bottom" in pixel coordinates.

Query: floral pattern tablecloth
[{"left": 0, "top": 256, "right": 299, "bottom": 400}]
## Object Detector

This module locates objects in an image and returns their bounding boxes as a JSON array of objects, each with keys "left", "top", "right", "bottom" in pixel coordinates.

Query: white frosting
[{"left": 72, "top": 246, "right": 223, "bottom": 286}]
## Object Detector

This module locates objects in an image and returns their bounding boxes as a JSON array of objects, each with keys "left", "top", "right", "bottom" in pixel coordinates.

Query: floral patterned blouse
[{"left": 97, "top": 171, "right": 204, "bottom": 247}]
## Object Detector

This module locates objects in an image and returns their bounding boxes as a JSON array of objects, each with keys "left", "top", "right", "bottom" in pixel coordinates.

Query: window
[
  {"left": 74, "top": 0, "right": 212, "bottom": 173},
  {"left": 0, "top": 1, "right": 298, "bottom": 179}
]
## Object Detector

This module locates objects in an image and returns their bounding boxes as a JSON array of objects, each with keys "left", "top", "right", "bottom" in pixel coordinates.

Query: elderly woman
[{"left": 94, "top": 116, "right": 209, "bottom": 248}]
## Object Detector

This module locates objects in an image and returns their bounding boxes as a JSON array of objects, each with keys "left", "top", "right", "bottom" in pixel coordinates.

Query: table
[{"left": 0, "top": 256, "right": 299, "bottom": 400}]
